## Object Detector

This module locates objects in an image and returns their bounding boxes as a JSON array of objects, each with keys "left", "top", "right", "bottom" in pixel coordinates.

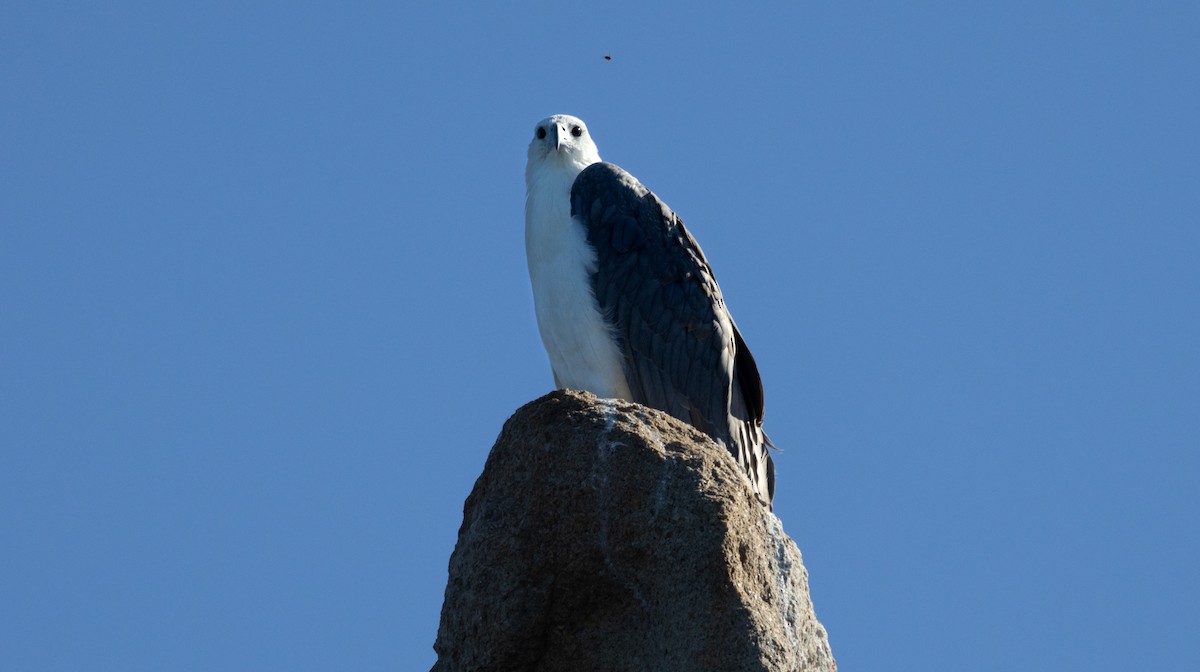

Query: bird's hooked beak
[{"left": 552, "top": 123, "right": 566, "bottom": 151}]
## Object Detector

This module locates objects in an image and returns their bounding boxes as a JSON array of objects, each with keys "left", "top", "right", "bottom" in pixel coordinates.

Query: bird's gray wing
[{"left": 570, "top": 162, "right": 775, "bottom": 505}]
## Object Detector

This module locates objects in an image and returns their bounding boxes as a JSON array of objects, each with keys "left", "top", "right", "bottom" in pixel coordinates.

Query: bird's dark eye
[
  {"left": 571, "top": 125, "right": 583, "bottom": 137},
  {"left": 536, "top": 127, "right": 546, "bottom": 139}
]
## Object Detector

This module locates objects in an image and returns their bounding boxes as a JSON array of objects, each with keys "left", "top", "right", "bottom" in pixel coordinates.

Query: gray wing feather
[{"left": 570, "top": 162, "right": 776, "bottom": 506}]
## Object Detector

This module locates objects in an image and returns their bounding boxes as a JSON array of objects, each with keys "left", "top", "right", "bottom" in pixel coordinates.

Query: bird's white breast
[{"left": 525, "top": 168, "right": 633, "bottom": 401}]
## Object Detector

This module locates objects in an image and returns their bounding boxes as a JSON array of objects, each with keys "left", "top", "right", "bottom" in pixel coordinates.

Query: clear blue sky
[{"left": 2, "top": 2, "right": 1197, "bottom": 670}]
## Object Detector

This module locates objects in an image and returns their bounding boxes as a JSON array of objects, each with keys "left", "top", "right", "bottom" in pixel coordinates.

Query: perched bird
[{"left": 524, "top": 114, "right": 775, "bottom": 507}]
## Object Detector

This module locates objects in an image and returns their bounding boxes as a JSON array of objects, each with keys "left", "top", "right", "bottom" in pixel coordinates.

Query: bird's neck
[{"left": 525, "top": 154, "right": 596, "bottom": 192}]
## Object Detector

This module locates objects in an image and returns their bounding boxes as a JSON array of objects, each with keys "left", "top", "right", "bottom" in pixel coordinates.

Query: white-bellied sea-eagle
[{"left": 524, "top": 114, "right": 775, "bottom": 508}]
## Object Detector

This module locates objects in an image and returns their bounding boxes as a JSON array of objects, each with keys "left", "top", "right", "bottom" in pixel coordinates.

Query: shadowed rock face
[{"left": 432, "top": 390, "right": 836, "bottom": 672}]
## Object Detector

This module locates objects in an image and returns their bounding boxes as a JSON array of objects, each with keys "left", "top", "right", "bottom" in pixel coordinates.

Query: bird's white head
[{"left": 525, "top": 114, "right": 602, "bottom": 186}]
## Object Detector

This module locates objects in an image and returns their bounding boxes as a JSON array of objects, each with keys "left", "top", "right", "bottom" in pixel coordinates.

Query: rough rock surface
[{"left": 431, "top": 390, "right": 836, "bottom": 672}]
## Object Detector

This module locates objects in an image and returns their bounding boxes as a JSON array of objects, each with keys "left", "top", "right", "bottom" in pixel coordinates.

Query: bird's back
[{"left": 569, "top": 162, "right": 775, "bottom": 507}]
